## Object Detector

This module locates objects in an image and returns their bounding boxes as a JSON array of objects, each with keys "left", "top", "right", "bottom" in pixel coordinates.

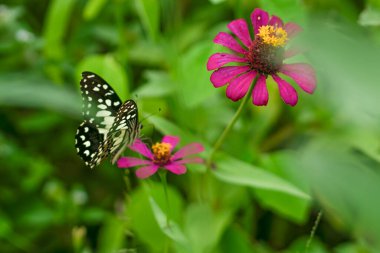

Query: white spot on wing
[
  {"left": 93, "top": 87, "right": 100, "bottom": 91},
  {"left": 84, "top": 150, "right": 90, "bottom": 156},
  {"left": 102, "top": 116, "right": 115, "bottom": 126},
  {"left": 98, "top": 128, "right": 108, "bottom": 135},
  {"left": 84, "top": 127, "right": 89, "bottom": 133},
  {"left": 116, "top": 124, "right": 125, "bottom": 130},
  {"left": 84, "top": 141, "right": 91, "bottom": 147},
  {"left": 105, "top": 99, "right": 111, "bottom": 106},
  {"left": 103, "top": 84, "right": 108, "bottom": 89},
  {"left": 114, "top": 101, "right": 120, "bottom": 106},
  {"left": 98, "top": 104, "right": 107, "bottom": 110},
  {"left": 80, "top": 135, "right": 85, "bottom": 141},
  {"left": 96, "top": 110, "right": 112, "bottom": 117}
]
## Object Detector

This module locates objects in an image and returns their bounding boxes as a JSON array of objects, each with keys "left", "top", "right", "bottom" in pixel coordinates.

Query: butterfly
[{"left": 75, "top": 71, "right": 142, "bottom": 168}]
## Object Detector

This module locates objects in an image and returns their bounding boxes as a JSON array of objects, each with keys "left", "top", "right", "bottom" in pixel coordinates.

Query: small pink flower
[
  {"left": 207, "top": 8, "right": 316, "bottom": 106},
  {"left": 117, "top": 136, "right": 204, "bottom": 179}
]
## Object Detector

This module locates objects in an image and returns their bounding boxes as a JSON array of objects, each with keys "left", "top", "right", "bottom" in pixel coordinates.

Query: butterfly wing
[
  {"left": 75, "top": 121, "right": 103, "bottom": 167},
  {"left": 76, "top": 72, "right": 141, "bottom": 168},
  {"left": 104, "top": 100, "right": 141, "bottom": 164},
  {"left": 80, "top": 71, "right": 122, "bottom": 140}
]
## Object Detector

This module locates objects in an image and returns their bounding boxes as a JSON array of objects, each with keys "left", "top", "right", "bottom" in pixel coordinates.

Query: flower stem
[
  {"left": 159, "top": 171, "right": 171, "bottom": 228},
  {"left": 305, "top": 210, "right": 323, "bottom": 253},
  {"left": 207, "top": 75, "right": 259, "bottom": 168}
]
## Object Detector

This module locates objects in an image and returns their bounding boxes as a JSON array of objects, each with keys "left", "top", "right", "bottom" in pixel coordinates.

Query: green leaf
[
  {"left": 253, "top": 189, "right": 310, "bottom": 223},
  {"left": 299, "top": 140, "right": 380, "bottom": 251},
  {"left": 285, "top": 237, "right": 328, "bottom": 253},
  {"left": 213, "top": 154, "right": 310, "bottom": 200},
  {"left": 359, "top": 4, "right": 380, "bottom": 26},
  {"left": 43, "top": 0, "right": 76, "bottom": 60},
  {"left": 0, "top": 73, "right": 81, "bottom": 117},
  {"left": 97, "top": 216, "right": 126, "bottom": 253},
  {"left": 135, "top": 71, "right": 175, "bottom": 98},
  {"left": 184, "top": 204, "right": 232, "bottom": 253},
  {"left": 253, "top": 151, "right": 312, "bottom": 223},
  {"left": 76, "top": 54, "right": 129, "bottom": 101},
  {"left": 134, "top": 0, "right": 160, "bottom": 41},
  {"left": 209, "top": 0, "right": 226, "bottom": 4},
  {"left": 149, "top": 197, "right": 189, "bottom": 248},
  {"left": 178, "top": 41, "right": 216, "bottom": 108},
  {"left": 83, "top": 0, "right": 108, "bottom": 20},
  {"left": 218, "top": 226, "right": 254, "bottom": 253},
  {"left": 127, "top": 182, "right": 184, "bottom": 252}
]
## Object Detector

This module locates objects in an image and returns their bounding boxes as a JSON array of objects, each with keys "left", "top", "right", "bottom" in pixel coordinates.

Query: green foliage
[{"left": 1, "top": 0, "right": 380, "bottom": 252}]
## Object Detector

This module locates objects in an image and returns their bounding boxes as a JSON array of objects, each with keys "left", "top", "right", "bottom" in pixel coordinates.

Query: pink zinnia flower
[
  {"left": 207, "top": 8, "right": 316, "bottom": 106},
  {"left": 117, "top": 136, "right": 204, "bottom": 179}
]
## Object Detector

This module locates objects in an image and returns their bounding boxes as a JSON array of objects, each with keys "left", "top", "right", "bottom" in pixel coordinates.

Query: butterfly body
[{"left": 75, "top": 72, "right": 141, "bottom": 168}]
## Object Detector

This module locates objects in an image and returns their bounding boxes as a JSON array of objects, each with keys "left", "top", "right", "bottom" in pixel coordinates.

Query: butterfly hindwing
[
  {"left": 75, "top": 121, "right": 103, "bottom": 166},
  {"left": 106, "top": 100, "right": 140, "bottom": 159}
]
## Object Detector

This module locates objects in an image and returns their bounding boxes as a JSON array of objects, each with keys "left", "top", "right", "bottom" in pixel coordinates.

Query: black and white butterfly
[{"left": 75, "top": 71, "right": 141, "bottom": 168}]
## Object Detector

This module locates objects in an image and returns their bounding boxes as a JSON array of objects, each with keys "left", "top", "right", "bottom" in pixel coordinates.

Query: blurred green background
[{"left": 1, "top": 0, "right": 380, "bottom": 252}]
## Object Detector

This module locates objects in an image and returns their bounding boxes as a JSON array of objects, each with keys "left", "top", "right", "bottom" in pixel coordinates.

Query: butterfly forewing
[
  {"left": 80, "top": 72, "right": 122, "bottom": 140},
  {"left": 76, "top": 72, "right": 141, "bottom": 168}
]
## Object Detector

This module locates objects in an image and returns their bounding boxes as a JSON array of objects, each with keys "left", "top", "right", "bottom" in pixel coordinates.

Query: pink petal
[
  {"left": 272, "top": 74, "right": 298, "bottom": 106},
  {"left": 136, "top": 164, "right": 159, "bottom": 179},
  {"left": 162, "top": 135, "right": 180, "bottom": 151},
  {"left": 269, "top": 15, "right": 284, "bottom": 27},
  {"left": 172, "top": 143, "right": 205, "bottom": 160},
  {"left": 227, "top": 19, "right": 252, "bottom": 48},
  {"left": 280, "top": 63, "right": 316, "bottom": 94},
  {"left": 284, "top": 22, "right": 302, "bottom": 38},
  {"left": 210, "top": 66, "right": 250, "bottom": 88},
  {"left": 130, "top": 139, "right": 154, "bottom": 159},
  {"left": 226, "top": 71, "right": 257, "bottom": 101},
  {"left": 164, "top": 163, "right": 187, "bottom": 175},
  {"left": 207, "top": 53, "right": 248, "bottom": 71},
  {"left": 214, "top": 32, "right": 247, "bottom": 54},
  {"left": 176, "top": 157, "right": 204, "bottom": 164},
  {"left": 251, "top": 75, "right": 269, "bottom": 106},
  {"left": 117, "top": 157, "right": 152, "bottom": 168},
  {"left": 251, "top": 8, "right": 269, "bottom": 35}
]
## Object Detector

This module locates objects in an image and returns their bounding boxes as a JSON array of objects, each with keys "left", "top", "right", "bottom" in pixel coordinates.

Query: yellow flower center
[
  {"left": 152, "top": 142, "right": 172, "bottom": 165},
  {"left": 257, "top": 25, "right": 288, "bottom": 47}
]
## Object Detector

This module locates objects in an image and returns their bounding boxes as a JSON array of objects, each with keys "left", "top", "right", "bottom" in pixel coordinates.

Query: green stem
[
  {"left": 159, "top": 171, "right": 171, "bottom": 228},
  {"left": 305, "top": 210, "right": 323, "bottom": 253},
  {"left": 207, "top": 75, "right": 259, "bottom": 168}
]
